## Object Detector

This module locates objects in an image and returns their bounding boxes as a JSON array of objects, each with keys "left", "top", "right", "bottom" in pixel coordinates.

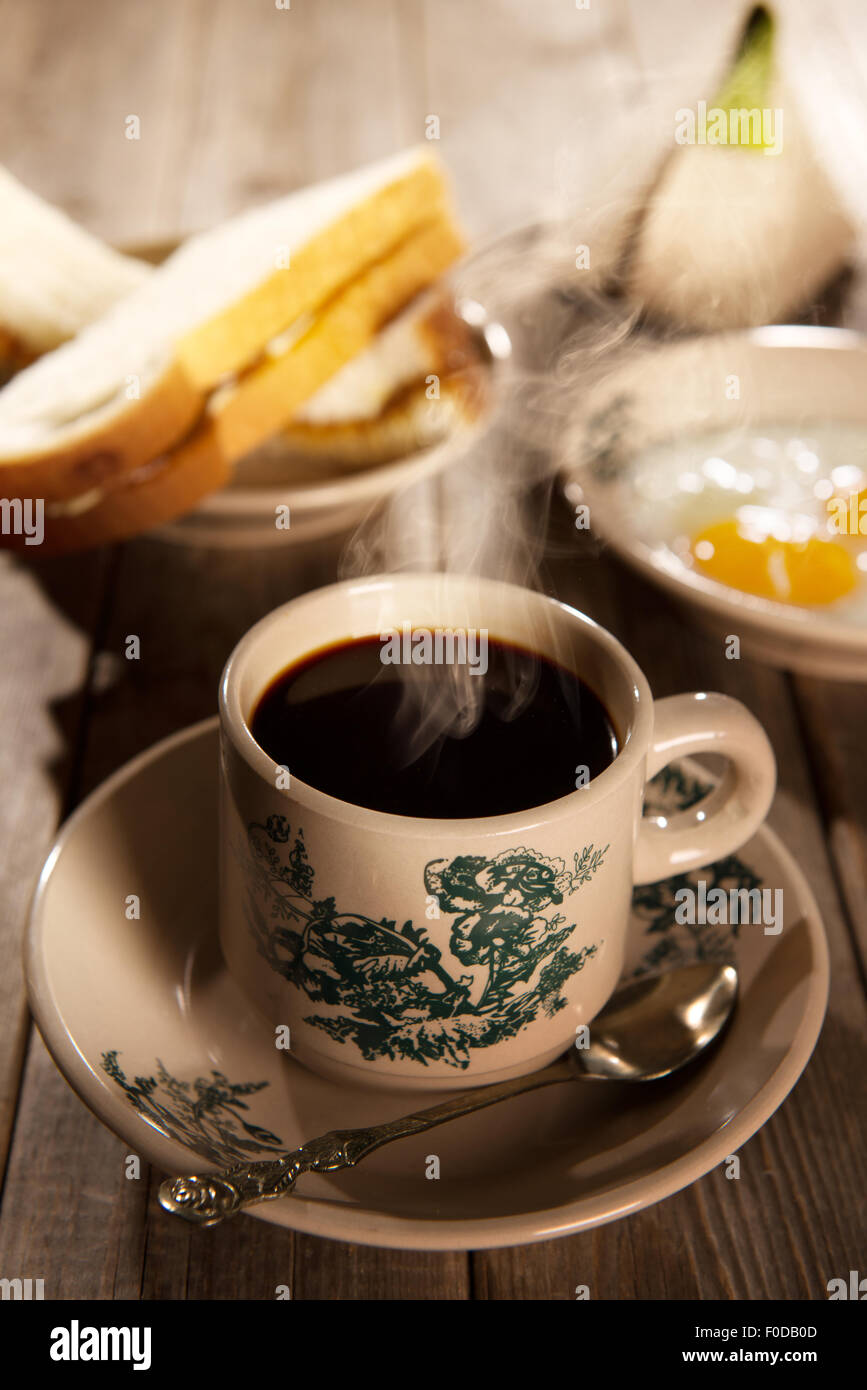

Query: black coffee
[{"left": 250, "top": 635, "right": 618, "bottom": 818}]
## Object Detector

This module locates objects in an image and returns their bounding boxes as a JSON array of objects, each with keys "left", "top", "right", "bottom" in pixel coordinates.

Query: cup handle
[{"left": 633, "top": 692, "right": 776, "bottom": 886}]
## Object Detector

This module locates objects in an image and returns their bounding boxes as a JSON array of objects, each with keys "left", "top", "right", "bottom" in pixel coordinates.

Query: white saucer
[
  {"left": 154, "top": 401, "right": 495, "bottom": 549},
  {"left": 26, "top": 719, "right": 829, "bottom": 1250},
  {"left": 561, "top": 326, "right": 867, "bottom": 681}
]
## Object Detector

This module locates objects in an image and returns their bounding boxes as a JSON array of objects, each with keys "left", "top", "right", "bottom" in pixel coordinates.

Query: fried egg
[{"left": 629, "top": 424, "right": 867, "bottom": 613}]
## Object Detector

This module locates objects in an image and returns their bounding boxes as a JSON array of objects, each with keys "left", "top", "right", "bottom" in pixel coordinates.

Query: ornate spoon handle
[{"left": 159, "top": 1056, "right": 572, "bottom": 1226}]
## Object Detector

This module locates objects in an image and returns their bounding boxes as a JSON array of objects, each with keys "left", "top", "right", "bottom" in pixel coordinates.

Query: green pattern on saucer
[{"left": 100, "top": 1052, "right": 283, "bottom": 1164}]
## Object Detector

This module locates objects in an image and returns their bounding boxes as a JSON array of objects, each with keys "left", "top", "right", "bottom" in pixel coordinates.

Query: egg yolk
[{"left": 691, "top": 519, "right": 857, "bottom": 605}]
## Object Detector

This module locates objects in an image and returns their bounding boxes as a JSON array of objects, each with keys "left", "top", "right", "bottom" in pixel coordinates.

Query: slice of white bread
[
  {"left": 0, "top": 165, "right": 150, "bottom": 373},
  {"left": 195, "top": 214, "right": 463, "bottom": 465},
  {"left": 32, "top": 213, "right": 465, "bottom": 551},
  {"left": 275, "top": 290, "right": 488, "bottom": 466},
  {"left": 627, "top": 8, "right": 855, "bottom": 330},
  {"left": 0, "top": 147, "right": 455, "bottom": 504},
  {"left": 290, "top": 288, "right": 478, "bottom": 425}
]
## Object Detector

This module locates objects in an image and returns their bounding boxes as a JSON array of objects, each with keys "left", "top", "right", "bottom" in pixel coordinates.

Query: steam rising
[
  {"left": 338, "top": 6, "right": 866, "bottom": 761},
  {"left": 337, "top": 233, "right": 643, "bottom": 763}
]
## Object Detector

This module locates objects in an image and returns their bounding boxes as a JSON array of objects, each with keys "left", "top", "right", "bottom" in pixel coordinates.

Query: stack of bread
[{"left": 0, "top": 149, "right": 483, "bottom": 551}]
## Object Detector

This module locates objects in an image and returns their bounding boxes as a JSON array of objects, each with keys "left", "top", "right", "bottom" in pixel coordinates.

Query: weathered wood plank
[
  {"left": 289, "top": 1235, "right": 469, "bottom": 1301},
  {"left": 0, "top": 0, "right": 193, "bottom": 244},
  {"left": 790, "top": 678, "right": 867, "bottom": 981},
  {"left": 0, "top": 0, "right": 413, "bottom": 246},
  {"left": 418, "top": 0, "right": 627, "bottom": 240},
  {"left": 0, "top": 1032, "right": 149, "bottom": 1300}
]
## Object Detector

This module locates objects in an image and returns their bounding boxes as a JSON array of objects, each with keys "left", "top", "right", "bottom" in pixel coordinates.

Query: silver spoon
[{"left": 159, "top": 960, "right": 737, "bottom": 1227}]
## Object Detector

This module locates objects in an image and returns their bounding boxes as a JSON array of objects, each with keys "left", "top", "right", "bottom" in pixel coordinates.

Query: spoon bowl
[{"left": 573, "top": 961, "right": 738, "bottom": 1081}]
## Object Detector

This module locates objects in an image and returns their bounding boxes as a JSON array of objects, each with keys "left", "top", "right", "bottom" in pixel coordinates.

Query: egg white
[{"left": 628, "top": 422, "right": 867, "bottom": 619}]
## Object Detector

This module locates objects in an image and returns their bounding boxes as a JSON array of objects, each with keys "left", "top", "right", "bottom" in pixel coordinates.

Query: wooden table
[{"left": 1, "top": 0, "right": 866, "bottom": 1301}]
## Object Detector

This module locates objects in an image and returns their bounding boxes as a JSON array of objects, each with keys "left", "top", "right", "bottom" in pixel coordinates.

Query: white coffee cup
[{"left": 219, "top": 573, "right": 775, "bottom": 1091}]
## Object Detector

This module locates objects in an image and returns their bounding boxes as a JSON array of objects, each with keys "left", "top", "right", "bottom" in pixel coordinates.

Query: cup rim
[{"left": 219, "top": 573, "right": 654, "bottom": 837}]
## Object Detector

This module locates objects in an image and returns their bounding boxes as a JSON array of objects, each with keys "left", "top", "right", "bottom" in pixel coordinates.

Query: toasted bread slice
[
  {"left": 200, "top": 215, "right": 464, "bottom": 464},
  {"left": 0, "top": 327, "right": 37, "bottom": 388},
  {"left": 265, "top": 292, "right": 487, "bottom": 470},
  {"left": 275, "top": 370, "right": 488, "bottom": 473},
  {"left": 0, "top": 148, "right": 454, "bottom": 503},
  {"left": 29, "top": 216, "right": 465, "bottom": 552},
  {"left": 290, "top": 290, "right": 480, "bottom": 426}
]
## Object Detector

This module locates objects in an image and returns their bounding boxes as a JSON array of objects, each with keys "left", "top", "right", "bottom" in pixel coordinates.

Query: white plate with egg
[{"left": 562, "top": 325, "right": 867, "bottom": 680}]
